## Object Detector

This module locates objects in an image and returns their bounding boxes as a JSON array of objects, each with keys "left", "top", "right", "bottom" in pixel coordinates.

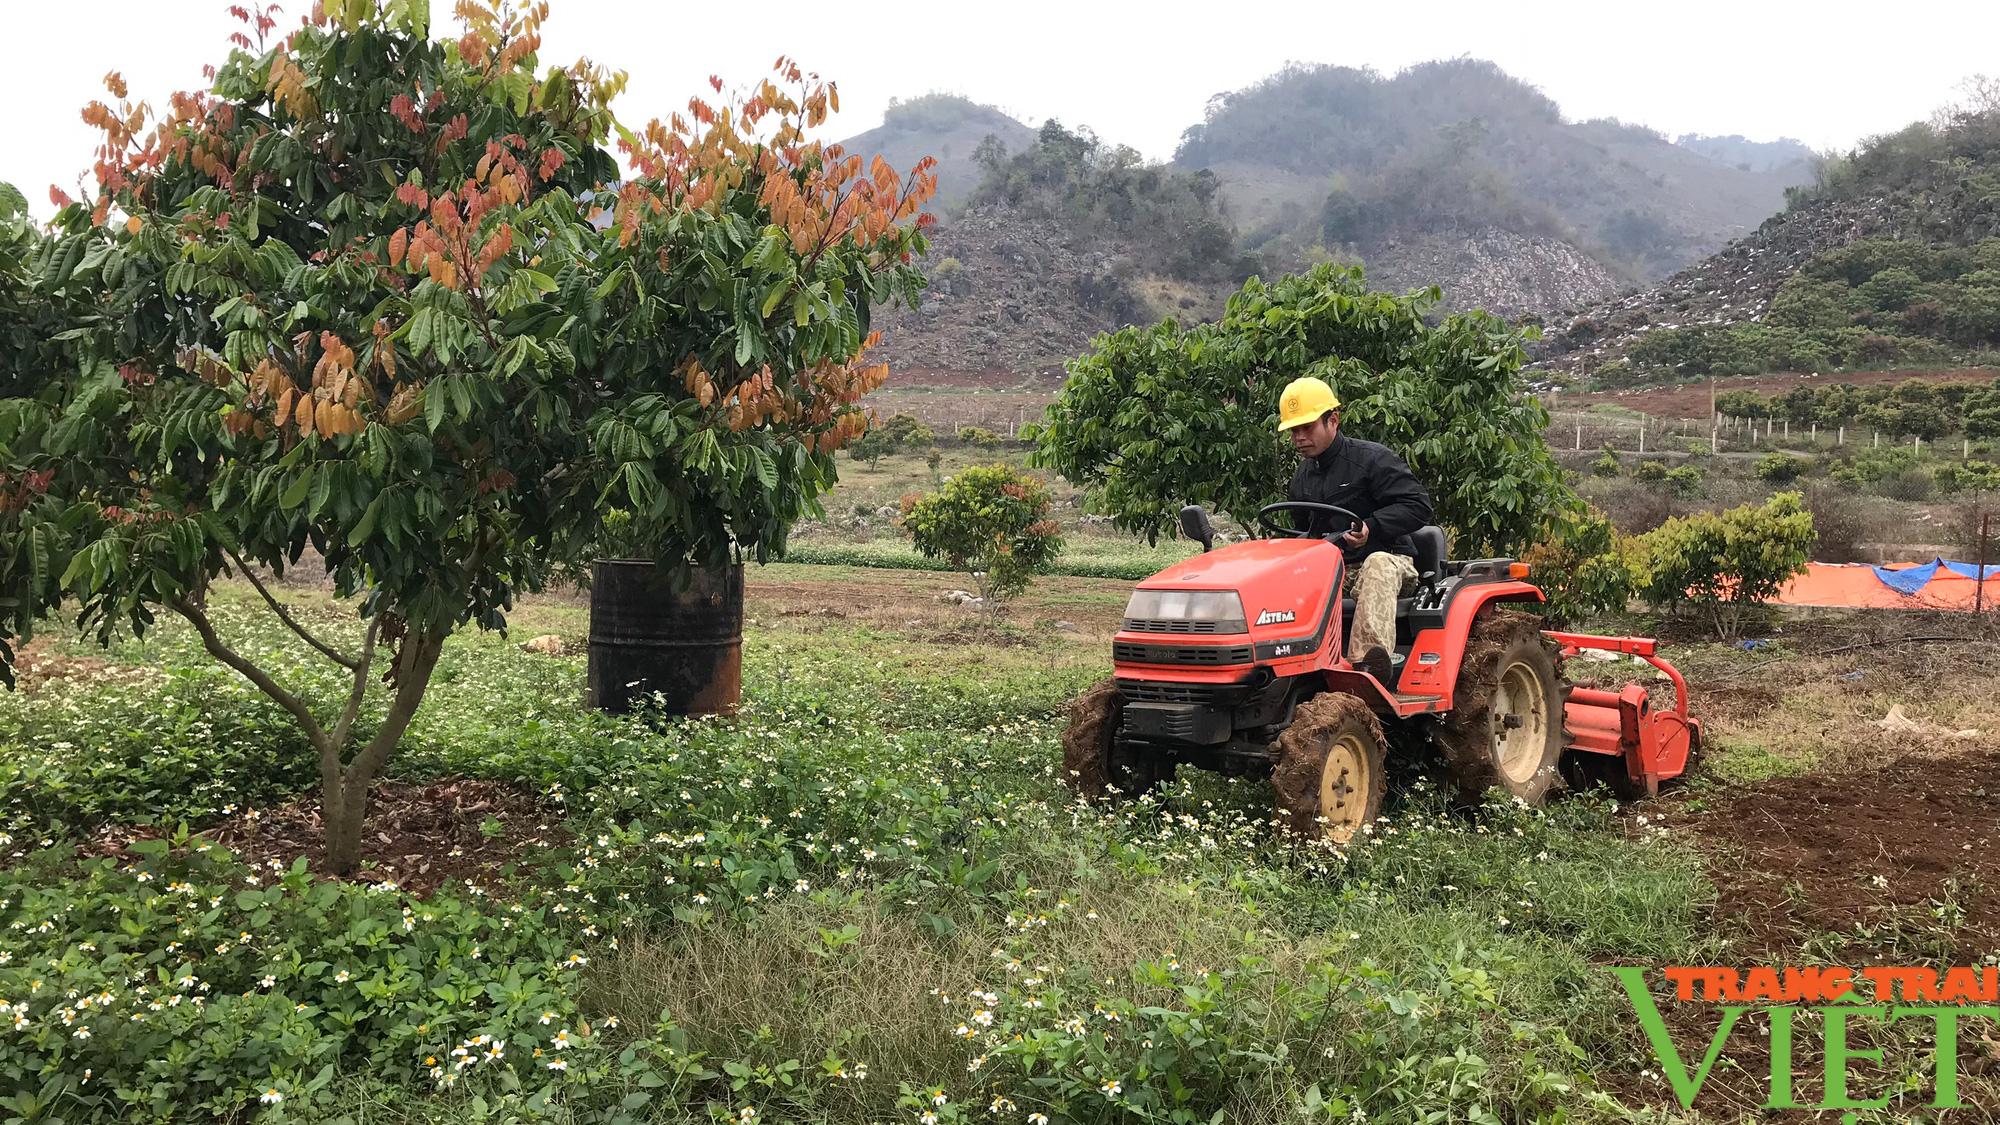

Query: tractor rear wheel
[
  {"left": 1437, "top": 609, "right": 1563, "bottom": 806},
  {"left": 1059, "top": 679, "right": 1171, "bottom": 800},
  {"left": 1272, "top": 693, "right": 1388, "bottom": 843}
]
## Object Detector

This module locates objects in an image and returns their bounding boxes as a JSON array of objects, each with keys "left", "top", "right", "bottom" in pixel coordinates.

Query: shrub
[
  {"left": 1663, "top": 465, "right": 1705, "bottom": 499},
  {"left": 1829, "top": 445, "right": 1921, "bottom": 486},
  {"left": 1881, "top": 467, "right": 1936, "bottom": 501},
  {"left": 849, "top": 426, "right": 899, "bottom": 464},
  {"left": 1800, "top": 484, "right": 1886, "bottom": 563},
  {"left": 1755, "top": 452, "right": 1809, "bottom": 483},
  {"left": 1589, "top": 447, "right": 1621, "bottom": 477},
  {"left": 1522, "top": 508, "right": 1632, "bottom": 627},
  {"left": 957, "top": 426, "right": 1003, "bottom": 448},
  {"left": 1935, "top": 460, "right": 2000, "bottom": 496},
  {"left": 900, "top": 465, "right": 1064, "bottom": 604},
  {"left": 883, "top": 412, "right": 937, "bottom": 447},
  {"left": 925, "top": 446, "right": 945, "bottom": 480},
  {"left": 1579, "top": 477, "right": 1672, "bottom": 536},
  {"left": 1633, "top": 460, "right": 1670, "bottom": 484},
  {"left": 1626, "top": 493, "right": 1815, "bottom": 637}
]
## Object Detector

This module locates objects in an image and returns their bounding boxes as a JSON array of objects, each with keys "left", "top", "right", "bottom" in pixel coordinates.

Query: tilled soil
[
  {"left": 82, "top": 778, "right": 564, "bottom": 897},
  {"left": 1663, "top": 745, "right": 2000, "bottom": 959}
]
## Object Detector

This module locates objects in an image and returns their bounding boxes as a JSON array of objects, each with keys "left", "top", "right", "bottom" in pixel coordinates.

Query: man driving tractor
[{"left": 1276, "top": 376, "right": 1434, "bottom": 685}]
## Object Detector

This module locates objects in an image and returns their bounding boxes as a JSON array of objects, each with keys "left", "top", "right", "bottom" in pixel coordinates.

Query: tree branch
[
  {"left": 328, "top": 612, "right": 383, "bottom": 752},
  {"left": 169, "top": 596, "right": 330, "bottom": 754},
  {"left": 225, "top": 546, "right": 358, "bottom": 670},
  {"left": 344, "top": 628, "right": 444, "bottom": 789}
]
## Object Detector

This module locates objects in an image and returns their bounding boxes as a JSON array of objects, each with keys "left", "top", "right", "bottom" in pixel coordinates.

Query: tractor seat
[{"left": 1409, "top": 525, "right": 1447, "bottom": 587}]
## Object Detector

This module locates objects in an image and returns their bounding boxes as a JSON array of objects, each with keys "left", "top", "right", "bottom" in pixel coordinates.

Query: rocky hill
[
  {"left": 870, "top": 206, "right": 1229, "bottom": 378},
  {"left": 1362, "top": 227, "right": 1622, "bottom": 322},
  {"left": 1179, "top": 61, "right": 1813, "bottom": 296},
  {"left": 1531, "top": 195, "right": 1898, "bottom": 379},
  {"left": 836, "top": 94, "right": 1035, "bottom": 212},
  {"left": 839, "top": 63, "right": 1820, "bottom": 380},
  {"left": 1534, "top": 101, "right": 2000, "bottom": 384}
]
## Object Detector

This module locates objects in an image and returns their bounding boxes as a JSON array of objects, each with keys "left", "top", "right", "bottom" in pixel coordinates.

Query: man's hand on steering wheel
[{"left": 1255, "top": 501, "right": 1365, "bottom": 542}]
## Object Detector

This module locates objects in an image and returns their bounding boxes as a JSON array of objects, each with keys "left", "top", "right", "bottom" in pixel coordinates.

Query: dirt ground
[
  {"left": 1567, "top": 367, "right": 1997, "bottom": 419},
  {"left": 744, "top": 565, "right": 1128, "bottom": 642},
  {"left": 82, "top": 778, "right": 563, "bottom": 897}
]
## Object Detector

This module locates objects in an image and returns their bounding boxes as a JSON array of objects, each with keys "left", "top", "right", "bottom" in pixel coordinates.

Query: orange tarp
[{"left": 1775, "top": 563, "right": 2000, "bottom": 610}]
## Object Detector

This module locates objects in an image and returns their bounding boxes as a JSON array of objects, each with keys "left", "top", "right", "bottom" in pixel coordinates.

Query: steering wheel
[{"left": 1257, "top": 501, "right": 1364, "bottom": 540}]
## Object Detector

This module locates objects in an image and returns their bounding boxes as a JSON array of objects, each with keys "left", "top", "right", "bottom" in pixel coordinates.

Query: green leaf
[
  {"left": 280, "top": 466, "right": 315, "bottom": 509},
  {"left": 351, "top": 495, "right": 383, "bottom": 543},
  {"left": 759, "top": 280, "right": 790, "bottom": 319}
]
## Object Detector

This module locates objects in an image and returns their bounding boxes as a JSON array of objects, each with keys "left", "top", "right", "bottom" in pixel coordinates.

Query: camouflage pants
[{"left": 1345, "top": 552, "right": 1417, "bottom": 662}]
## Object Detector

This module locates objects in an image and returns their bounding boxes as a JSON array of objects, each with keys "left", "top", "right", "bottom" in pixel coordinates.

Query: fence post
[
  {"left": 1638, "top": 425, "right": 1645, "bottom": 454},
  {"left": 1838, "top": 425, "right": 1845, "bottom": 446},
  {"left": 1575, "top": 420, "right": 1582, "bottom": 451},
  {"left": 1914, "top": 434, "right": 1921, "bottom": 454},
  {"left": 1811, "top": 422, "right": 1817, "bottom": 443},
  {"left": 1874, "top": 430, "right": 1880, "bottom": 448}
]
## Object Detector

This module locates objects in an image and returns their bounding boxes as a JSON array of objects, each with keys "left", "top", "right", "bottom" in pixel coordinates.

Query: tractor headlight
[{"left": 1123, "top": 589, "right": 1247, "bottom": 634}]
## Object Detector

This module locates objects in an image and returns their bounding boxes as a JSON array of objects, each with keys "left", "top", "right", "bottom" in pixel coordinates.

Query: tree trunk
[
  {"left": 322, "top": 771, "right": 368, "bottom": 875},
  {"left": 319, "top": 632, "right": 446, "bottom": 877}
]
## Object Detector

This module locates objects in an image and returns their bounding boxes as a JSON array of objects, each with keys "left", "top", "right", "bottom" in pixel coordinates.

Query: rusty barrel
[{"left": 585, "top": 560, "right": 743, "bottom": 716}]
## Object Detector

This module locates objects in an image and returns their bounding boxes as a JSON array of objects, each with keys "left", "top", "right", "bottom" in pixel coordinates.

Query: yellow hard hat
[{"left": 1276, "top": 376, "right": 1340, "bottom": 431}]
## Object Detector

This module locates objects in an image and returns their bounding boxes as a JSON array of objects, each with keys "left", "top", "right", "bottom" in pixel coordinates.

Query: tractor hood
[{"left": 1134, "top": 538, "right": 1342, "bottom": 635}]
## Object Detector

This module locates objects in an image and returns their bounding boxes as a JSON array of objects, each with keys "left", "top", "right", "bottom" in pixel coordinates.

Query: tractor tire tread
[
  {"left": 1436, "top": 608, "right": 1564, "bottom": 806},
  {"left": 1059, "top": 678, "right": 1122, "bottom": 800},
  {"left": 1272, "top": 692, "right": 1389, "bottom": 839}
]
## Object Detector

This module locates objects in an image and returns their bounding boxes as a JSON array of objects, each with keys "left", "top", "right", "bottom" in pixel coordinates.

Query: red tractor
[{"left": 1061, "top": 502, "right": 1700, "bottom": 839}]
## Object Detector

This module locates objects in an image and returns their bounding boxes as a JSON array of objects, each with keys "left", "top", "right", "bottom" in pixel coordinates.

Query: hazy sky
[{"left": 8, "top": 0, "right": 1997, "bottom": 217}]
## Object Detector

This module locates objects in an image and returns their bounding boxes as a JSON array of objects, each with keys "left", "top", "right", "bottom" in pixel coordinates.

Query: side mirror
[{"left": 1178, "top": 505, "right": 1217, "bottom": 553}]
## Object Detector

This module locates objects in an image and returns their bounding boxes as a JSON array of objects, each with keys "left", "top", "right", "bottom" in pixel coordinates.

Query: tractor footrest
[{"left": 1122, "top": 701, "right": 1231, "bottom": 746}]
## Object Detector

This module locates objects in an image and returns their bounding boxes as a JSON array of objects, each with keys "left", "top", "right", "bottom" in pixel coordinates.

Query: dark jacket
[{"left": 1287, "top": 433, "right": 1435, "bottom": 564}]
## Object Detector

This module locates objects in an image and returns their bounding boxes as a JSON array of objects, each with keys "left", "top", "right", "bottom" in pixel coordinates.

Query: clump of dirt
[
  {"left": 1667, "top": 746, "right": 2000, "bottom": 958},
  {"left": 84, "top": 778, "right": 565, "bottom": 898}
]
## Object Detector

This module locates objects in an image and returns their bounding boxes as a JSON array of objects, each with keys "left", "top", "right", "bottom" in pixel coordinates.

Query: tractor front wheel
[
  {"left": 1272, "top": 693, "right": 1388, "bottom": 843},
  {"left": 1437, "top": 609, "right": 1564, "bottom": 806},
  {"left": 1060, "top": 679, "right": 1172, "bottom": 800}
]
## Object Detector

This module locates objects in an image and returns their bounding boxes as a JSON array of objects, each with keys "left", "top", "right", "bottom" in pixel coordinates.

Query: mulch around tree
[{"left": 83, "top": 777, "right": 567, "bottom": 897}]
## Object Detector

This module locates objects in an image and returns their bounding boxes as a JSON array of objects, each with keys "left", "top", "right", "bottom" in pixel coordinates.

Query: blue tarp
[{"left": 1872, "top": 558, "right": 2000, "bottom": 594}]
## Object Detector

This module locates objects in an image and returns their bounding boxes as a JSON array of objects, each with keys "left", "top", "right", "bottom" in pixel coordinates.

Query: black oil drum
[{"left": 585, "top": 560, "right": 743, "bottom": 716}]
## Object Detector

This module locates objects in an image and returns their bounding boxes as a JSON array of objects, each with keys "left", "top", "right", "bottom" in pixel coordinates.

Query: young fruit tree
[
  {"left": 0, "top": 1, "right": 935, "bottom": 874},
  {"left": 900, "top": 465, "right": 1064, "bottom": 606},
  {"left": 1032, "top": 263, "right": 1573, "bottom": 556}
]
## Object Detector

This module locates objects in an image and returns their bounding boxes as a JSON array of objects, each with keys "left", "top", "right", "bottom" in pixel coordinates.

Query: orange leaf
[
  {"left": 388, "top": 227, "right": 408, "bottom": 267},
  {"left": 296, "top": 394, "right": 315, "bottom": 432},
  {"left": 275, "top": 386, "right": 295, "bottom": 421},
  {"left": 125, "top": 215, "right": 143, "bottom": 235}
]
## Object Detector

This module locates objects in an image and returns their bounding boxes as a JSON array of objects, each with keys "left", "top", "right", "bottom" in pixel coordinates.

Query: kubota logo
[{"left": 1255, "top": 609, "right": 1296, "bottom": 626}]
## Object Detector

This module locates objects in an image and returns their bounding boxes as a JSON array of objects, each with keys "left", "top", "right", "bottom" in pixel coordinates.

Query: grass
[
  {"left": 0, "top": 575, "right": 1726, "bottom": 1123},
  {"left": 780, "top": 537, "right": 1196, "bottom": 581}
]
